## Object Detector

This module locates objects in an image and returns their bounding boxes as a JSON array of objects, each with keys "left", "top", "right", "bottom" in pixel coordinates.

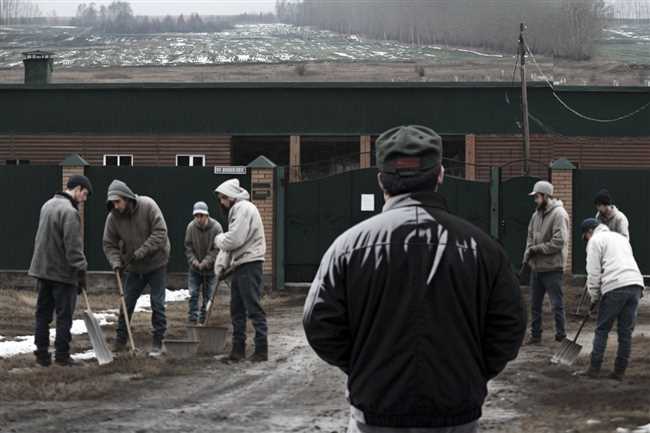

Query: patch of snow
[
  {"left": 71, "top": 350, "right": 96, "bottom": 360},
  {"left": 455, "top": 48, "right": 503, "bottom": 58},
  {"left": 587, "top": 419, "right": 602, "bottom": 425},
  {"left": 0, "top": 289, "right": 189, "bottom": 358}
]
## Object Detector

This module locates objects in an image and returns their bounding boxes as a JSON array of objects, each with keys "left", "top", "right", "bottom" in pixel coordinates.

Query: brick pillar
[
  {"left": 550, "top": 158, "right": 576, "bottom": 276},
  {"left": 465, "top": 134, "right": 476, "bottom": 180},
  {"left": 60, "top": 154, "right": 90, "bottom": 243},
  {"left": 360, "top": 135, "right": 371, "bottom": 169},
  {"left": 248, "top": 156, "right": 277, "bottom": 287}
]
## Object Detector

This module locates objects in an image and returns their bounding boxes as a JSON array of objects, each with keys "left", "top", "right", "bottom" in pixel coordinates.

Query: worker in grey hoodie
[
  {"left": 185, "top": 201, "right": 223, "bottom": 324},
  {"left": 522, "top": 180, "right": 570, "bottom": 345},
  {"left": 214, "top": 178, "right": 268, "bottom": 363},
  {"left": 29, "top": 175, "right": 93, "bottom": 367},
  {"left": 580, "top": 218, "right": 643, "bottom": 381},
  {"left": 594, "top": 189, "right": 630, "bottom": 239},
  {"left": 103, "top": 179, "right": 171, "bottom": 354}
]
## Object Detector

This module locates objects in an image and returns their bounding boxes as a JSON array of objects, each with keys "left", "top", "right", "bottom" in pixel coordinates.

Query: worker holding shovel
[
  {"left": 184, "top": 201, "right": 223, "bottom": 324},
  {"left": 214, "top": 178, "right": 268, "bottom": 363},
  {"left": 580, "top": 218, "right": 644, "bottom": 381},
  {"left": 103, "top": 180, "right": 171, "bottom": 356},
  {"left": 29, "top": 175, "right": 93, "bottom": 367}
]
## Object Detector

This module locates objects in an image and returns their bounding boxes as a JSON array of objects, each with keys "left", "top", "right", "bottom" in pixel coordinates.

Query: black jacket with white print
[{"left": 303, "top": 191, "right": 526, "bottom": 429}]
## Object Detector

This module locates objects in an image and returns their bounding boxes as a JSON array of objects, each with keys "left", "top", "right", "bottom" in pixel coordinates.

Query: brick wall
[
  {"left": 250, "top": 168, "right": 275, "bottom": 278},
  {"left": 551, "top": 167, "right": 574, "bottom": 275}
]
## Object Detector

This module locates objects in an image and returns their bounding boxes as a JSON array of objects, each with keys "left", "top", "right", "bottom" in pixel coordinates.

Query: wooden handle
[
  {"left": 82, "top": 288, "right": 91, "bottom": 312},
  {"left": 202, "top": 276, "right": 220, "bottom": 326},
  {"left": 116, "top": 270, "right": 136, "bottom": 353}
]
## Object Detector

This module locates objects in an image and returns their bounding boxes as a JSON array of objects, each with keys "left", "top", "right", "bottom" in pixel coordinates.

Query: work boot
[
  {"left": 222, "top": 344, "right": 245, "bottom": 364},
  {"left": 525, "top": 335, "right": 542, "bottom": 346},
  {"left": 112, "top": 339, "right": 128, "bottom": 353},
  {"left": 579, "top": 365, "right": 601, "bottom": 379},
  {"left": 555, "top": 335, "right": 567, "bottom": 343},
  {"left": 609, "top": 368, "right": 626, "bottom": 381},
  {"left": 54, "top": 355, "right": 80, "bottom": 367},
  {"left": 34, "top": 350, "right": 51, "bottom": 368},
  {"left": 149, "top": 336, "right": 163, "bottom": 357},
  {"left": 248, "top": 348, "right": 268, "bottom": 363}
]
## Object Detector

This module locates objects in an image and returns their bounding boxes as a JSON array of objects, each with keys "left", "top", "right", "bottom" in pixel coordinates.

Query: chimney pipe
[{"left": 22, "top": 50, "right": 54, "bottom": 85}]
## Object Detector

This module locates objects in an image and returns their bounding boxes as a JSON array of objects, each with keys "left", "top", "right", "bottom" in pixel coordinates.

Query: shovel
[
  {"left": 551, "top": 313, "right": 590, "bottom": 366},
  {"left": 115, "top": 269, "right": 137, "bottom": 354},
  {"left": 573, "top": 284, "right": 589, "bottom": 316},
  {"left": 81, "top": 288, "right": 114, "bottom": 365},
  {"left": 202, "top": 267, "right": 233, "bottom": 325}
]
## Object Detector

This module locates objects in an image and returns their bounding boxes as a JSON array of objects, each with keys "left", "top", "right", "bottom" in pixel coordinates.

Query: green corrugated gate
[
  {"left": 573, "top": 169, "right": 650, "bottom": 275},
  {"left": 85, "top": 167, "right": 250, "bottom": 272},
  {"left": 0, "top": 166, "right": 61, "bottom": 270},
  {"left": 285, "top": 169, "right": 492, "bottom": 282},
  {"left": 501, "top": 176, "right": 541, "bottom": 272}
]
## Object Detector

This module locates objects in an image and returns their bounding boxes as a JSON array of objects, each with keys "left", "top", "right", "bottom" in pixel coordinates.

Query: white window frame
[
  {"left": 176, "top": 154, "right": 206, "bottom": 167},
  {"left": 103, "top": 154, "right": 134, "bottom": 167}
]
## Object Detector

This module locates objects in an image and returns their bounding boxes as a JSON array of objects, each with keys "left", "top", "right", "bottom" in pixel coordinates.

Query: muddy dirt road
[{"left": 1, "top": 289, "right": 650, "bottom": 433}]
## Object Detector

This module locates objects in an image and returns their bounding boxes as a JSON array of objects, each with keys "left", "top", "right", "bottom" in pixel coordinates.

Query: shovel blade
[
  {"left": 83, "top": 311, "right": 114, "bottom": 365},
  {"left": 551, "top": 340, "right": 582, "bottom": 366}
]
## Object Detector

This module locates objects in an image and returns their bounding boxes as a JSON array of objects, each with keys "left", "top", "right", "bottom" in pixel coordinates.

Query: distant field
[{"left": 0, "top": 23, "right": 516, "bottom": 69}]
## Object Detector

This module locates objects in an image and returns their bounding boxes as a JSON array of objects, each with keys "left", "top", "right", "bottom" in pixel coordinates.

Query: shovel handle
[
  {"left": 82, "top": 288, "right": 92, "bottom": 312},
  {"left": 115, "top": 269, "right": 136, "bottom": 353},
  {"left": 572, "top": 313, "right": 591, "bottom": 343}
]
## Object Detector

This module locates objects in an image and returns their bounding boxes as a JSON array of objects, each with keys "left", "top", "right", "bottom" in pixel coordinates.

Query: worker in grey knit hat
[
  {"left": 103, "top": 179, "right": 171, "bottom": 355},
  {"left": 522, "top": 180, "right": 570, "bottom": 346},
  {"left": 184, "top": 201, "right": 223, "bottom": 324}
]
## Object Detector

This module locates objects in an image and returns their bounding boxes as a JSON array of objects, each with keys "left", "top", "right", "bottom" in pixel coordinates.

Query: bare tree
[{"left": 280, "top": 0, "right": 610, "bottom": 60}]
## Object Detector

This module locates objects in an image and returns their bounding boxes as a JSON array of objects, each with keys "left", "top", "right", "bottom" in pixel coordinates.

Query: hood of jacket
[{"left": 215, "top": 178, "right": 250, "bottom": 201}]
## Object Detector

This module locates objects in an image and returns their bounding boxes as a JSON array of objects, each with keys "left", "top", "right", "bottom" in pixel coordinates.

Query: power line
[{"left": 524, "top": 41, "right": 650, "bottom": 123}]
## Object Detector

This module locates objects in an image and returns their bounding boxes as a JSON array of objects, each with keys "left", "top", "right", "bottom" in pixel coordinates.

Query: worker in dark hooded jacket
[
  {"left": 29, "top": 175, "right": 93, "bottom": 367},
  {"left": 304, "top": 125, "right": 526, "bottom": 433},
  {"left": 103, "top": 179, "right": 171, "bottom": 355}
]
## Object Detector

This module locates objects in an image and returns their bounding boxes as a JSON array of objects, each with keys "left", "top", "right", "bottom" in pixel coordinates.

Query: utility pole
[{"left": 519, "top": 22, "right": 531, "bottom": 176}]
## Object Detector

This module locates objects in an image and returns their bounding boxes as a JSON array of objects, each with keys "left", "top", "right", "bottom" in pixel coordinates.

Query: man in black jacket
[{"left": 303, "top": 125, "right": 526, "bottom": 433}]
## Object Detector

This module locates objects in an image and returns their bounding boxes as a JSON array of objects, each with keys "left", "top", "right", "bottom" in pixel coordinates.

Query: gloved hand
[
  {"left": 113, "top": 264, "right": 123, "bottom": 275},
  {"left": 78, "top": 270, "right": 87, "bottom": 295},
  {"left": 590, "top": 299, "right": 600, "bottom": 312},
  {"left": 192, "top": 259, "right": 201, "bottom": 270},
  {"left": 132, "top": 248, "right": 146, "bottom": 261}
]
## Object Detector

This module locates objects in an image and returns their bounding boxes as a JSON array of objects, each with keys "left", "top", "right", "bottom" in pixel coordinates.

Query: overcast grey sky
[{"left": 38, "top": 0, "right": 276, "bottom": 17}]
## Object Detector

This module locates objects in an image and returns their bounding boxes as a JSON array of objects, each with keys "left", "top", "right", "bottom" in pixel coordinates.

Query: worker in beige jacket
[{"left": 523, "top": 180, "right": 570, "bottom": 346}]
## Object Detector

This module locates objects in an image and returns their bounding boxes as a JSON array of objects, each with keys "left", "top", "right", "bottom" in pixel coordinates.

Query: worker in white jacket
[
  {"left": 214, "top": 178, "right": 268, "bottom": 364},
  {"left": 581, "top": 218, "right": 644, "bottom": 381}
]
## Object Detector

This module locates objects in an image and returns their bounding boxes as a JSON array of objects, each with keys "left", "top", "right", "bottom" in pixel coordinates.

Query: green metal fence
[
  {"left": 0, "top": 166, "right": 61, "bottom": 270},
  {"left": 285, "top": 168, "right": 496, "bottom": 282},
  {"left": 85, "top": 167, "right": 250, "bottom": 273},
  {"left": 573, "top": 169, "right": 650, "bottom": 275}
]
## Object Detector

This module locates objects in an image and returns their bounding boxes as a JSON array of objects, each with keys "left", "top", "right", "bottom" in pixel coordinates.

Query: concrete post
[
  {"left": 289, "top": 135, "right": 301, "bottom": 183},
  {"left": 360, "top": 135, "right": 371, "bottom": 169},
  {"left": 550, "top": 158, "right": 576, "bottom": 277},
  {"left": 465, "top": 134, "right": 476, "bottom": 180},
  {"left": 248, "top": 156, "right": 277, "bottom": 288}
]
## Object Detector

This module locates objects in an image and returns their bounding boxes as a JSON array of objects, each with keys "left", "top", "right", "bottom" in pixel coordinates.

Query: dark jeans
[
  {"left": 34, "top": 279, "right": 78, "bottom": 359},
  {"left": 116, "top": 267, "right": 167, "bottom": 343},
  {"left": 188, "top": 270, "right": 217, "bottom": 322},
  {"left": 530, "top": 271, "right": 566, "bottom": 339},
  {"left": 590, "top": 285, "right": 642, "bottom": 371},
  {"left": 231, "top": 261, "right": 267, "bottom": 351}
]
